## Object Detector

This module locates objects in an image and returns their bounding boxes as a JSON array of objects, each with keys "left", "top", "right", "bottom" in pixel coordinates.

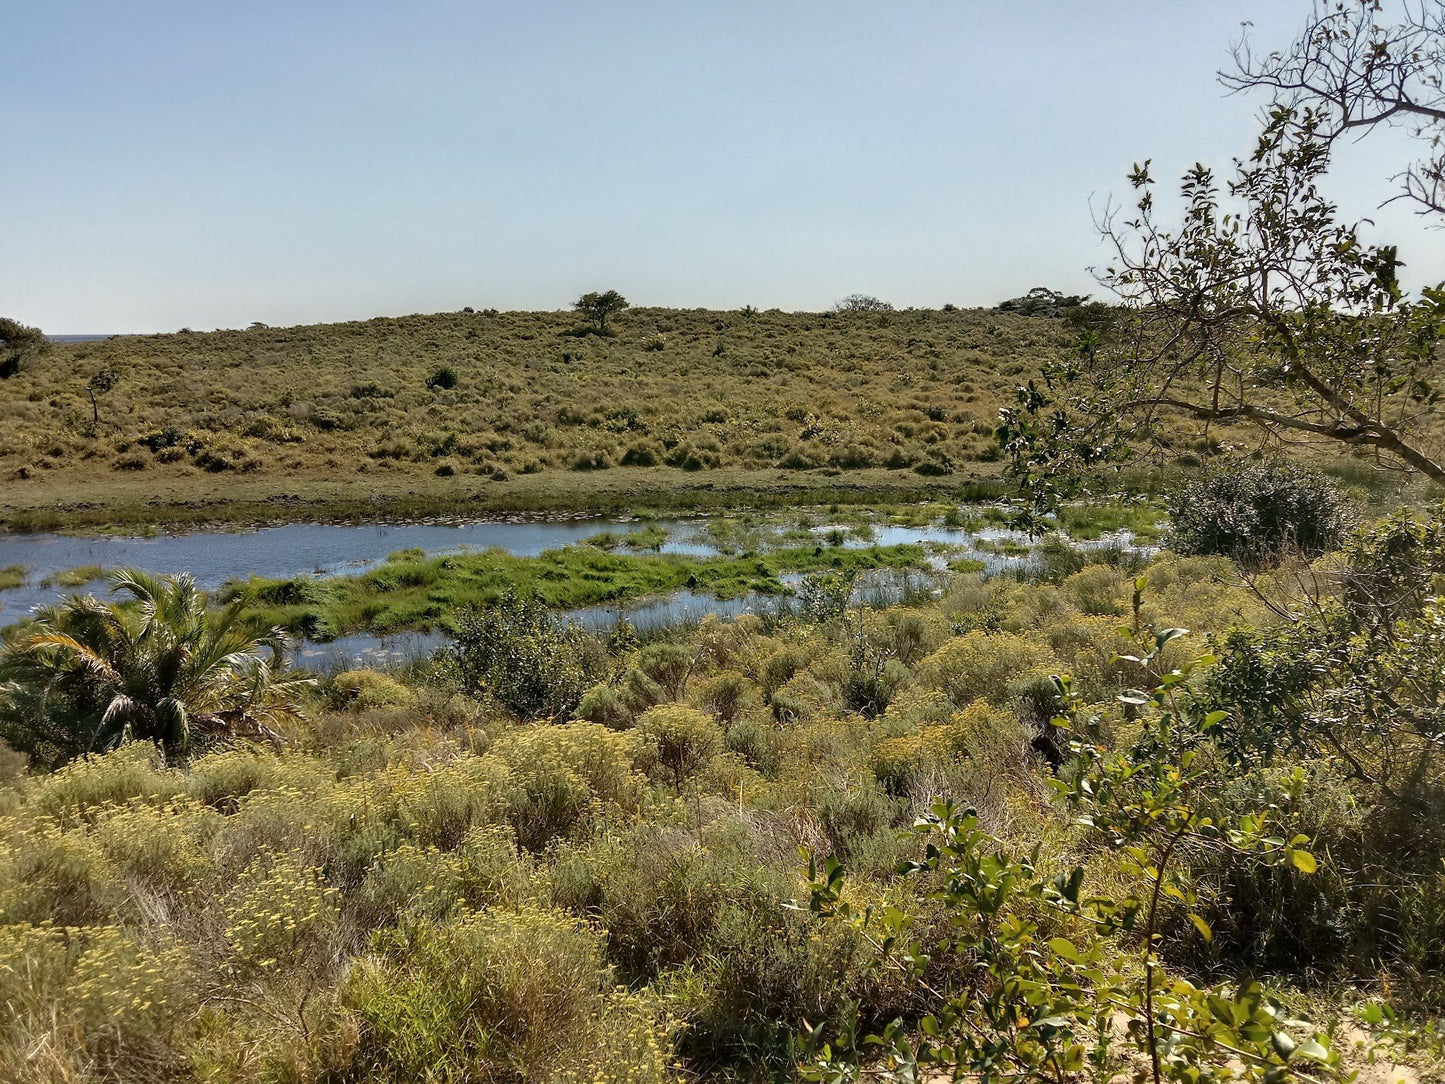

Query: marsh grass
[{"left": 225, "top": 542, "right": 926, "bottom": 639}]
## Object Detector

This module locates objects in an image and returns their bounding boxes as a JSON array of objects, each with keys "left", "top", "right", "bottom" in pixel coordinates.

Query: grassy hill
[{"left": 0, "top": 306, "right": 1079, "bottom": 529}]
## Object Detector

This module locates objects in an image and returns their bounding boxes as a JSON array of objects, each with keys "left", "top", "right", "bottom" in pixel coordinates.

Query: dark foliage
[
  {"left": 1166, "top": 463, "right": 1352, "bottom": 566},
  {"left": 448, "top": 591, "right": 604, "bottom": 719}
]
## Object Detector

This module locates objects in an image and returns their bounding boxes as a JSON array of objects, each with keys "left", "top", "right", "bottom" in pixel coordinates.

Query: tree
[
  {"left": 87, "top": 366, "right": 121, "bottom": 428},
  {"left": 999, "top": 113, "right": 1445, "bottom": 529},
  {"left": 0, "top": 570, "right": 309, "bottom": 765},
  {"left": 998, "top": 8, "right": 1445, "bottom": 528},
  {"left": 1224, "top": 0, "right": 1445, "bottom": 216},
  {"left": 831, "top": 293, "right": 893, "bottom": 313},
  {"left": 996, "top": 287, "right": 1090, "bottom": 317},
  {"left": 800, "top": 635, "right": 1334, "bottom": 1084},
  {"left": 0, "top": 317, "right": 46, "bottom": 379},
  {"left": 572, "top": 290, "right": 629, "bottom": 333}
]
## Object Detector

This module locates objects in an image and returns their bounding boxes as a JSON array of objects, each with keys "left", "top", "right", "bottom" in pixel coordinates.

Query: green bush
[
  {"left": 345, "top": 906, "right": 622, "bottom": 1081},
  {"left": 1167, "top": 462, "right": 1352, "bottom": 565},
  {"left": 448, "top": 592, "right": 604, "bottom": 719},
  {"left": 576, "top": 682, "right": 634, "bottom": 729},
  {"left": 425, "top": 365, "right": 459, "bottom": 390}
]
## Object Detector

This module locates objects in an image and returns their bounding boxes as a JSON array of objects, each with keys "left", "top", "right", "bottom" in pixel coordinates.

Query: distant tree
[
  {"left": 0, "top": 317, "right": 46, "bottom": 379},
  {"left": 426, "top": 365, "right": 459, "bottom": 390},
  {"left": 87, "top": 366, "right": 121, "bottom": 428},
  {"left": 996, "top": 287, "right": 1090, "bottom": 317},
  {"left": 572, "top": 290, "right": 630, "bottom": 333},
  {"left": 832, "top": 294, "right": 893, "bottom": 313}
]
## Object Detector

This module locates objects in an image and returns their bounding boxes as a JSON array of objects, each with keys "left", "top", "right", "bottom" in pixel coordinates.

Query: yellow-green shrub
[
  {"left": 225, "top": 848, "right": 341, "bottom": 975},
  {"left": 92, "top": 798, "right": 220, "bottom": 894},
  {"left": 0, "top": 820, "right": 125, "bottom": 925},
  {"left": 916, "top": 630, "right": 1058, "bottom": 707},
  {"left": 357, "top": 826, "right": 526, "bottom": 926},
  {"left": 637, "top": 705, "right": 722, "bottom": 793},
  {"left": 489, "top": 723, "right": 644, "bottom": 849},
  {"left": 345, "top": 905, "right": 620, "bottom": 1081},
  {"left": 329, "top": 668, "right": 417, "bottom": 711},
  {"left": 186, "top": 747, "right": 332, "bottom": 809},
  {"left": 33, "top": 743, "right": 186, "bottom": 822},
  {"left": 70, "top": 925, "right": 196, "bottom": 1071}
]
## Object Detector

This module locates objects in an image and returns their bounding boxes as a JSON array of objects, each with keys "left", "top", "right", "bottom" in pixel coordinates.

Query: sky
[{"left": 4, "top": 1, "right": 1442, "bottom": 333}]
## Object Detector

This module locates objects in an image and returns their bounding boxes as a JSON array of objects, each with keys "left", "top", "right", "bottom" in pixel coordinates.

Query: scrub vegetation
[
  {"left": 0, "top": 507, "right": 1443, "bottom": 1081},
  {"left": 0, "top": 303, "right": 1339, "bottom": 531},
  {"left": 2, "top": 5, "right": 1445, "bottom": 1081}
]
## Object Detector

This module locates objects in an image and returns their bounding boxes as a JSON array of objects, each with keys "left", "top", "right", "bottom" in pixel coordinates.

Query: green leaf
[
  {"left": 1270, "top": 1031, "right": 1297, "bottom": 1059},
  {"left": 1189, "top": 914, "right": 1213, "bottom": 942},
  {"left": 1288, "top": 849, "right": 1318, "bottom": 874},
  {"left": 1049, "top": 937, "right": 1080, "bottom": 962}
]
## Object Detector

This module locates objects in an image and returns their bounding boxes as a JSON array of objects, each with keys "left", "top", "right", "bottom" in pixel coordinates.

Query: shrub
[
  {"left": 1167, "top": 462, "right": 1352, "bottom": 565},
  {"left": 638, "top": 705, "right": 721, "bottom": 793},
  {"left": 329, "top": 668, "right": 416, "bottom": 712},
  {"left": 186, "top": 747, "right": 327, "bottom": 809},
  {"left": 916, "top": 631, "right": 1058, "bottom": 707},
  {"left": 576, "top": 683, "right": 634, "bottom": 729},
  {"left": 68, "top": 925, "right": 196, "bottom": 1076},
  {"left": 33, "top": 744, "right": 186, "bottom": 821},
  {"left": 832, "top": 294, "right": 893, "bottom": 313},
  {"left": 448, "top": 592, "right": 603, "bottom": 719},
  {"left": 490, "top": 723, "right": 644, "bottom": 848},
  {"left": 621, "top": 439, "right": 662, "bottom": 466},
  {"left": 913, "top": 447, "right": 955, "bottom": 476},
  {"left": 635, "top": 642, "right": 694, "bottom": 699},
  {"left": 345, "top": 906, "right": 618, "bottom": 1081},
  {"left": 693, "top": 671, "right": 757, "bottom": 725},
  {"left": 224, "top": 848, "right": 341, "bottom": 976},
  {"left": 569, "top": 448, "right": 613, "bottom": 471},
  {"left": 91, "top": 800, "right": 218, "bottom": 893},
  {"left": 426, "top": 366, "right": 459, "bottom": 390},
  {"left": 0, "top": 822, "right": 125, "bottom": 925},
  {"left": 357, "top": 827, "right": 524, "bottom": 927}
]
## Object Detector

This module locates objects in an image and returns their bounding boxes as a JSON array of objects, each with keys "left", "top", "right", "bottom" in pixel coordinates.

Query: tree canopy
[
  {"left": 999, "top": 7, "right": 1445, "bottom": 528},
  {"left": 1225, "top": 0, "right": 1445, "bottom": 216},
  {"left": 0, "top": 317, "right": 46, "bottom": 379},
  {"left": 573, "top": 290, "right": 629, "bottom": 332}
]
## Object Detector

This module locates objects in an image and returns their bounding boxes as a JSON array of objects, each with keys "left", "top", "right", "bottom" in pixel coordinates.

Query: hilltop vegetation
[{"left": 0, "top": 305, "right": 1142, "bottom": 529}]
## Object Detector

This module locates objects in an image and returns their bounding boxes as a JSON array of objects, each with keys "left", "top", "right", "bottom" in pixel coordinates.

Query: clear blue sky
[{"left": 5, "top": 1, "right": 1441, "bottom": 333}]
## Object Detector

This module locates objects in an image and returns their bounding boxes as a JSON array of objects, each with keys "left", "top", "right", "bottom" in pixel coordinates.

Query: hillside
[{"left": 0, "top": 307, "right": 1078, "bottom": 529}]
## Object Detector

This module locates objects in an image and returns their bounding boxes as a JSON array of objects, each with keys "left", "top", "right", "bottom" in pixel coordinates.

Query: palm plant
[{"left": 0, "top": 569, "right": 310, "bottom": 764}]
